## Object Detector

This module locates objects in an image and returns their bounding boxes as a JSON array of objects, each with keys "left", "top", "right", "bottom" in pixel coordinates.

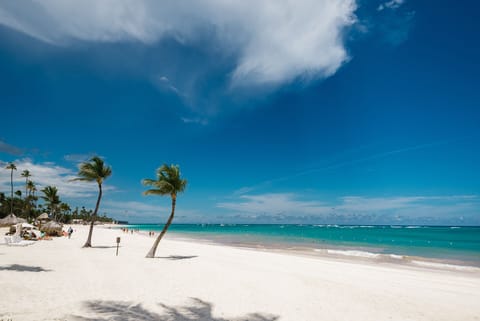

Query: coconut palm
[
  {"left": 21, "top": 170, "right": 31, "bottom": 200},
  {"left": 28, "top": 181, "right": 38, "bottom": 210},
  {"left": 41, "top": 186, "right": 60, "bottom": 219},
  {"left": 5, "top": 163, "right": 16, "bottom": 214},
  {"left": 71, "top": 156, "right": 112, "bottom": 248},
  {"left": 142, "top": 164, "right": 187, "bottom": 258},
  {"left": 26, "top": 180, "right": 35, "bottom": 197}
]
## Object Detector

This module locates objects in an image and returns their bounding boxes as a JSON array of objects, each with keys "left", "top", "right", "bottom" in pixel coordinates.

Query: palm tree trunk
[
  {"left": 83, "top": 183, "right": 103, "bottom": 248},
  {"left": 24, "top": 179, "right": 28, "bottom": 216},
  {"left": 146, "top": 195, "right": 176, "bottom": 258},
  {"left": 10, "top": 169, "right": 13, "bottom": 214}
]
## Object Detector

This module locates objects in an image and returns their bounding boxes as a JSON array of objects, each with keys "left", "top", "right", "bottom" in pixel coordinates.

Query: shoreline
[
  {"left": 114, "top": 225, "right": 480, "bottom": 272},
  {"left": 166, "top": 232, "right": 480, "bottom": 273},
  {"left": 1, "top": 225, "right": 479, "bottom": 320}
]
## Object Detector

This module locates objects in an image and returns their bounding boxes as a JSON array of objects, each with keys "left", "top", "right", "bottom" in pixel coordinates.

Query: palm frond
[
  {"left": 21, "top": 170, "right": 31, "bottom": 178},
  {"left": 142, "top": 163, "right": 187, "bottom": 198},
  {"left": 5, "top": 162, "right": 16, "bottom": 170},
  {"left": 71, "top": 156, "right": 112, "bottom": 184}
]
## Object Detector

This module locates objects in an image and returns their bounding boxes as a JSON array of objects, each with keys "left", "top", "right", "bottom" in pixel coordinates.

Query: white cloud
[
  {"left": 217, "top": 193, "right": 330, "bottom": 216},
  {"left": 101, "top": 200, "right": 202, "bottom": 223},
  {"left": 0, "top": 0, "right": 357, "bottom": 87},
  {"left": 377, "top": 0, "right": 404, "bottom": 11},
  {"left": 0, "top": 140, "right": 24, "bottom": 156},
  {"left": 217, "top": 193, "right": 480, "bottom": 224},
  {"left": 102, "top": 200, "right": 168, "bottom": 217},
  {"left": 152, "top": 75, "right": 183, "bottom": 96},
  {"left": 180, "top": 117, "right": 208, "bottom": 126},
  {"left": 0, "top": 158, "right": 114, "bottom": 199},
  {"left": 337, "top": 195, "right": 478, "bottom": 213}
]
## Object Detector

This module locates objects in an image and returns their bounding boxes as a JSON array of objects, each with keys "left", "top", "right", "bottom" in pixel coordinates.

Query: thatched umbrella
[
  {"left": 37, "top": 213, "right": 49, "bottom": 220},
  {"left": 40, "top": 221, "right": 63, "bottom": 236},
  {"left": 0, "top": 214, "right": 27, "bottom": 226}
]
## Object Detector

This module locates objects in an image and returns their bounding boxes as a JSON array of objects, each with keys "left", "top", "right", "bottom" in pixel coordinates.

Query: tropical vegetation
[
  {"left": 40, "top": 186, "right": 61, "bottom": 221},
  {"left": 5, "top": 162, "right": 16, "bottom": 214},
  {"left": 1, "top": 162, "right": 114, "bottom": 225}
]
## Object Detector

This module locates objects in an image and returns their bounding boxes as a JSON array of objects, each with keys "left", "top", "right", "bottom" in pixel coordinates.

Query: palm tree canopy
[
  {"left": 27, "top": 180, "right": 35, "bottom": 190},
  {"left": 143, "top": 164, "right": 187, "bottom": 197},
  {"left": 5, "top": 162, "right": 16, "bottom": 170},
  {"left": 72, "top": 156, "right": 112, "bottom": 185},
  {"left": 41, "top": 186, "right": 60, "bottom": 204},
  {"left": 21, "top": 169, "right": 31, "bottom": 178}
]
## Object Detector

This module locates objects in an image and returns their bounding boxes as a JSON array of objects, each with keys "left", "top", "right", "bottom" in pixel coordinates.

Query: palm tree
[
  {"left": 28, "top": 182, "right": 38, "bottom": 210},
  {"left": 41, "top": 186, "right": 60, "bottom": 219},
  {"left": 71, "top": 156, "right": 112, "bottom": 248},
  {"left": 5, "top": 162, "right": 16, "bottom": 214},
  {"left": 26, "top": 180, "right": 35, "bottom": 198},
  {"left": 142, "top": 164, "right": 187, "bottom": 258},
  {"left": 24, "top": 180, "right": 35, "bottom": 218},
  {"left": 21, "top": 170, "right": 31, "bottom": 201}
]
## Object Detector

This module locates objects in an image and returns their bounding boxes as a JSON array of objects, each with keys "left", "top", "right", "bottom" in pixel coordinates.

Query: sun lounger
[{"left": 4, "top": 235, "right": 35, "bottom": 246}]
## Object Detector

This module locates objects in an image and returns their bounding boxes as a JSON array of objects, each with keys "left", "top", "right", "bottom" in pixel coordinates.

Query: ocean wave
[
  {"left": 338, "top": 225, "right": 376, "bottom": 229},
  {"left": 324, "top": 249, "right": 381, "bottom": 259},
  {"left": 315, "top": 250, "right": 478, "bottom": 272}
]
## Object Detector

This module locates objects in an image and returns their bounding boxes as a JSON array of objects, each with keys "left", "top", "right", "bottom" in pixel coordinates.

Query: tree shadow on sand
[
  {"left": 0, "top": 264, "right": 51, "bottom": 272},
  {"left": 155, "top": 255, "right": 198, "bottom": 260},
  {"left": 71, "top": 298, "right": 278, "bottom": 321},
  {"left": 91, "top": 246, "right": 118, "bottom": 249}
]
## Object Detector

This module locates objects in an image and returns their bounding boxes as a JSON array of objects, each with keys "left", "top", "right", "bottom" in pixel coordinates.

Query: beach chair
[{"left": 5, "top": 235, "right": 35, "bottom": 246}]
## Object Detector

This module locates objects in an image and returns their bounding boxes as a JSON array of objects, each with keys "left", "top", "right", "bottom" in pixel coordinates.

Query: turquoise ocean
[{"left": 125, "top": 224, "right": 480, "bottom": 267}]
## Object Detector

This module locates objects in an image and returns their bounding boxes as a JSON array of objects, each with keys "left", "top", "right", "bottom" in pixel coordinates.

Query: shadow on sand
[
  {"left": 91, "top": 246, "right": 118, "bottom": 249},
  {"left": 70, "top": 298, "right": 278, "bottom": 321},
  {"left": 155, "top": 255, "right": 198, "bottom": 260},
  {"left": 0, "top": 264, "right": 51, "bottom": 272}
]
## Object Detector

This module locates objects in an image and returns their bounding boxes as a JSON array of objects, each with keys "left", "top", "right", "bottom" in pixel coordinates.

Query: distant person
[{"left": 68, "top": 226, "right": 73, "bottom": 239}]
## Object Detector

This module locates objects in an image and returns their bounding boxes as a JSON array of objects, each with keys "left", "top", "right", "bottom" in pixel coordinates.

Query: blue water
[{"left": 125, "top": 224, "right": 480, "bottom": 265}]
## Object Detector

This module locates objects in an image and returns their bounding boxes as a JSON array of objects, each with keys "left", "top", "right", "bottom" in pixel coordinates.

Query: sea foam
[{"left": 325, "top": 249, "right": 381, "bottom": 259}]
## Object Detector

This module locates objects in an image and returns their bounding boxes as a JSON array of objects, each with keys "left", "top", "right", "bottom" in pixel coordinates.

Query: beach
[{"left": 1, "top": 225, "right": 480, "bottom": 321}]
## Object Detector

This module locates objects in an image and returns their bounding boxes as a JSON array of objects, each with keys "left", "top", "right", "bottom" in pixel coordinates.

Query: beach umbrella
[
  {"left": 37, "top": 213, "right": 49, "bottom": 220},
  {"left": 40, "top": 221, "right": 63, "bottom": 236},
  {"left": 0, "top": 214, "right": 27, "bottom": 226},
  {"left": 21, "top": 222, "right": 35, "bottom": 229}
]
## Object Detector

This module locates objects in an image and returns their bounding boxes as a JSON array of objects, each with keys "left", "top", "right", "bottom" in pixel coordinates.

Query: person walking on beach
[{"left": 68, "top": 226, "right": 73, "bottom": 239}]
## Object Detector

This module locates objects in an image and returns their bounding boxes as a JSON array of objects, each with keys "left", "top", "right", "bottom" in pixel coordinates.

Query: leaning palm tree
[
  {"left": 5, "top": 162, "right": 16, "bottom": 214},
  {"left": 142, "top": 164, "right": 187, "bottom": 258},
  {"left": 71, "top": 156, "right": 112, "bottom": 248}
]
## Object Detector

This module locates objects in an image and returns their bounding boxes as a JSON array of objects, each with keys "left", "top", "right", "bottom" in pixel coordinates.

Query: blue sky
[{"left": 0, "top": 0, "right": 479, "bottom": 225}]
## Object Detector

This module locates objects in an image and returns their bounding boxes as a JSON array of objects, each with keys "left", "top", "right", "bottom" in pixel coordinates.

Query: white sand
[{"left": 1, "top": 225, "right": 479, "bottom": 321}]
